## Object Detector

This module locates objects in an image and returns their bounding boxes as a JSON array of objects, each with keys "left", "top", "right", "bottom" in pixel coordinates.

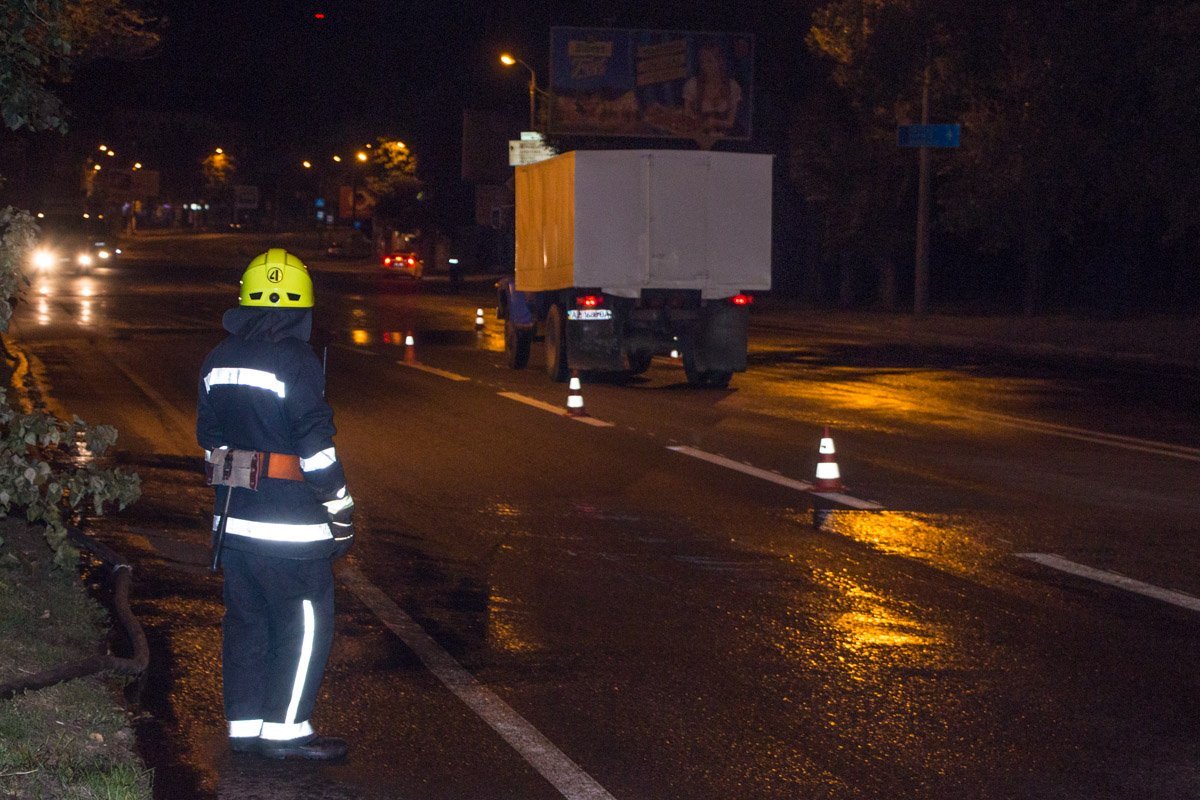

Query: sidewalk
[{"left": 752, "top": 304, "right": 1200, "bottom": 370}]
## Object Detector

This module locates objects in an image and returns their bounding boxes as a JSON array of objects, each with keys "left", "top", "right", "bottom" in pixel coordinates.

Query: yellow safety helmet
[{"left": 239, "top": 248, "right": 313, "bottom": 308}]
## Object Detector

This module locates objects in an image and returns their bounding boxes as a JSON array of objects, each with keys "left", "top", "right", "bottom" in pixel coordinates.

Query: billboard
[{"left": 549, "top": 28, "right": 754, "bottom": 144}]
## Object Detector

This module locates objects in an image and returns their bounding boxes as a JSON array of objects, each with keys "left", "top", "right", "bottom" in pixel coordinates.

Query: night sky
[{"left": 60, "top": 0, "right": 814, "bottom": 193}]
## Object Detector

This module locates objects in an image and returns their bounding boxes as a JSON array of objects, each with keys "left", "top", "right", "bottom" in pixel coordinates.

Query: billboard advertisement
[{"left": 549, "top": 28, "right": 754, "bottom": 144}]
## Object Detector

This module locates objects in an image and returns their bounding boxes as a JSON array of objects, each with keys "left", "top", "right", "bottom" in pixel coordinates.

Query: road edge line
[{"left": 339, "top": 565, "right": 618, "bottom": 800}]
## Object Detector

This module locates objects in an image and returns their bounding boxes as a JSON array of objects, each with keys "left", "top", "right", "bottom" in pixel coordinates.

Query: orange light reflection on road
[{"left": 815, "top": 510, "right": 999, "bottom": 579}]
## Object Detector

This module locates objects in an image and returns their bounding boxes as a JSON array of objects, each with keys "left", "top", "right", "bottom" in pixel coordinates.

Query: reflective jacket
[{"left": 197, "top": 307, "right": 352, "bottom": 560}]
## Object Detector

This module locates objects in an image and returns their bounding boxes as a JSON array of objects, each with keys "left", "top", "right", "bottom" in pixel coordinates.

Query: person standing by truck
[{"left": 197, "top": 248, "right": 355, "bottom": 760}]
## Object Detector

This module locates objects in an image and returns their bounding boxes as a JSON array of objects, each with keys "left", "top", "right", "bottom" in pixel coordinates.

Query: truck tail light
[
  {"left": 576, "top": 294, "right": 603, "bottom": 308},
  {"left": 383, "top": 256, "right": 393, "bottom": 266},
  {"left": 731, "top": 293, "right": 753, "bottom": 306}
]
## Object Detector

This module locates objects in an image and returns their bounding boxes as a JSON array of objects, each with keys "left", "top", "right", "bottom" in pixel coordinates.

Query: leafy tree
[
  {"left": 0, "top": 0, "right": 155, "bottom": 564},
  {"left": 804, "top": 0, "right": 1185, "bottom": 314},
  {"left": 364, "top": 138, "right": 422, "bottom": 221}
]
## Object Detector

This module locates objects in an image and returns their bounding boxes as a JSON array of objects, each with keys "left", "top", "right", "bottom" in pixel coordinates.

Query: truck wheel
[
  {"left": 505, "top": 317, "right": 531, "bottom": 369},
  {"left": 682, "top": 346, "right": 706, "bottom": 386},
  {"left": 544, "top": 304, "right": 569, "bottom": 382},
  {"left": 703, "top": 370, "right": 732, "bottom": 389},
  {"left": 626, "top": 351, "right": 653, "bottom": 375},
  {"left": 682, "top": 347, "right": 730, "bottom": 388}
]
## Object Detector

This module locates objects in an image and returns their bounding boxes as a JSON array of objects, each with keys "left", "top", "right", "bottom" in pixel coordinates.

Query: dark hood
[{"left": 222, "top": 307, "right": 313, "bottom": 343}]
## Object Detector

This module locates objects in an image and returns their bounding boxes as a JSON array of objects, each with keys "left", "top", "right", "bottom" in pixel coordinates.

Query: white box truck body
[{"left": 500, "top": 150, "right": 773, "bottom": 387}]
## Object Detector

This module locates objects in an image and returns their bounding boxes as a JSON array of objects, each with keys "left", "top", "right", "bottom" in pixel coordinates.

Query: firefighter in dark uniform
[{"left": 197, "top": 249, "right": 354, "bottom": 760}]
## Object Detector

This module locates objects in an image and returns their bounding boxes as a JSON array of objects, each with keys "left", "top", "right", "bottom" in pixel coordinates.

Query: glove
[
  {"left": 331, "top": 527, "right": 354, "bottom": 560},
  {"left": 329, "top": 505, "right": 354, "bottom": 560}
]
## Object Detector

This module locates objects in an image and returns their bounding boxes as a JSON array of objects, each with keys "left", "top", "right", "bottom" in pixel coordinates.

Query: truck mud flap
[
  {"left": 566, "top": 317, "right": 624, "bottom": 370},
  {"left": 690, "top": 304, "right": 749, "bottom": 373}
]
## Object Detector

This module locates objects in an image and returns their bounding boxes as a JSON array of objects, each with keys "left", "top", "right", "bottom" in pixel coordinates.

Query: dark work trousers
[{"left": 221, "top": 547, "right": 335, "bottom": 740}]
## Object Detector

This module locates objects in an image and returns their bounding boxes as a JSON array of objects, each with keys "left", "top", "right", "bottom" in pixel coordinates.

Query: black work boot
[{"left": 257, "top": 734, "right": 349, "bottom": 761}]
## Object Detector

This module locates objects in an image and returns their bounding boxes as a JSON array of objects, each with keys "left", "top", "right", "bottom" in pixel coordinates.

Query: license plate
[{"left": 568, "top": 309, "right": 613, "bottom": 321}]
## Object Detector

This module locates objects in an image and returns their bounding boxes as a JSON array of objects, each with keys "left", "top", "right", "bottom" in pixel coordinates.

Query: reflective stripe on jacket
[{"left": 197, "top": 309, "right": 350, "bottom": 560}]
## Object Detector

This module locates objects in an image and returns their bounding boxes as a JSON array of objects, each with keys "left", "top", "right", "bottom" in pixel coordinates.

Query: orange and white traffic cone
[
  {"left": 566, "top": 371, "right": 588, "bottom": 417},
  {"left": 474, "top": 308, "right": 485, "bottom": 331},
  {"left": 404, "top": 332, "right": 416, "bottom": 364},
  {"left": 813, "top": 426, "right": 844, "bottom": 492},
  {"left": 812, "top": 426, "right": 843, "bottom": 529}
]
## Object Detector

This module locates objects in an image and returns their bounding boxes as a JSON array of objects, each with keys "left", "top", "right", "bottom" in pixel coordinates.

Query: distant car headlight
[
  {"left": 97, "top": 250, "right": 111, "bottom": 259},
  {"left": 77, "top": 253, "right": 94, "bottom": 267},
  {"left": 114, "top": 248, "right": 122, "bottom": 255},
  {"left": 32, "top": 249, "right": 55, "bottom": 270}
]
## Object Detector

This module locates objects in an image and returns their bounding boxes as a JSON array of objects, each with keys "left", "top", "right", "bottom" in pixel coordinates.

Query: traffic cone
[
  {"left": 566, "top": 371, "right": 588, "bottom": 417},
  {"left": 404, "top": 332, "right": 416, "bottom": 364},
  {"left": 474, "top": 308, "right": 485, "bottom": 331},
  {"left": 811, "top": 426, "right": 843, "bottom": 530},
  {"left": 813, "top": 426, "right": 844, "bottom": 492}
]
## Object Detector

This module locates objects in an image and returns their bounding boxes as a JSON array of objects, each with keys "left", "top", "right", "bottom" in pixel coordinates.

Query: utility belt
[{"left": 205, "top": 448, "right": 304, "bottom": 490}]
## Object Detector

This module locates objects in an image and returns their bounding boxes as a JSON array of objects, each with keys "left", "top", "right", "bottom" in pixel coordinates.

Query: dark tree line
[{"left": 794, "top": 0, "right": 1200, "bottom": 315}]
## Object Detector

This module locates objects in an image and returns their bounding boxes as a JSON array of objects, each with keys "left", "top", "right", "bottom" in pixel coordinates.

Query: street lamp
[
  {"left": 349, "top": 152, "right": 368, "bottom": 228},
  {"left": 500, "top": 52, "right": 537, "bottom": 131}
]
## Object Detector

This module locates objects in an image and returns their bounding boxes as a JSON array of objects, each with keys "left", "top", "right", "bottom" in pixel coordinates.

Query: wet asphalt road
[{"left": 10, "top": 234, "right": 1200, "bottom": 799}]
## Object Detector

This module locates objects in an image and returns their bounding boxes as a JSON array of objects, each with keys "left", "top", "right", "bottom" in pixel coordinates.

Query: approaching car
[
  {"left": 381, "top": 251, "right": 423, "bottom": 279},
  {"left": 30, "top": 212, "right": 120, "bottom": 275}
]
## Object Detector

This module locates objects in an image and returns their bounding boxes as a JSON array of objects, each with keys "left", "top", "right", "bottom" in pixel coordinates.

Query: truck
[{"left": 497, "top": 149, "right": 772, "bottom": 388}]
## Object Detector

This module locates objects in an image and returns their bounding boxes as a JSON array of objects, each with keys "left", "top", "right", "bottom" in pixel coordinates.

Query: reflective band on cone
[
  {"left": 404, "top": 333, "right": 416, "bottom": 364},
  {"left": 813, "top": 426, "right": 844, "bottom": 491},
  {"left": 475, "top": 308, "right": 485, "bottom": 330},
  {"left": 566, "top": 371, "right": 588, "bottom": 417}
]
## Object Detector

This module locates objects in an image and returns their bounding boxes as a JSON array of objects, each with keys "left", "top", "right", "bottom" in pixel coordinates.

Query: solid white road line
[
  {"left": 666, "top": 445, "right": 884, "bottom": 509},
  {"left": 339, "top": 565, "right": 618, "bottom": 800},
  {"left": 498, "top": 391, "right": 615, "bottom": 427},
  {"left": 1016, "top": 553, "right": 1200, "bottom": 613},
  {"left": 396, "top": 361, "right": 471, "bottom": 382}
]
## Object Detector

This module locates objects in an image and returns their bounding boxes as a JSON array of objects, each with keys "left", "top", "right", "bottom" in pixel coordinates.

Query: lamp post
[
  {"left": 500, "top": 52, "right": 537, "bottom": 131},
  {"left": 350, "top": 150, "right": 368, "bottom": 230}
]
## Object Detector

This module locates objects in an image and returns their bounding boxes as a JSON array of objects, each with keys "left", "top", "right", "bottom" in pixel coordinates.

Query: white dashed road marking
[
  {"left": 498, "top": 391, "right": 615, "bottom": 427},
  {"left": 396, "top": 361, "right": 471, "bottom": 381},
  {"left": 666, "top": 445, "right": 883, "bottom": 509},
  {"left": 1017, "top": 553, "right": 1200, "bottom": 613}
]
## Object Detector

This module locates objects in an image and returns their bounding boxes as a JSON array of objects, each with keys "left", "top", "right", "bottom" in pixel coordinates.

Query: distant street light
[
  {"left": 356, "top": 151, "right": 368, "bottom": 162},
  {"left": 92, "top": 164, "right": 101, "bottom": 171},
  {"left": 133, "top": 162, "right": 143, "bottom": 170},
  {"left": 332, "top": 155, "right": 342, "bottom": 163},
  {"left": 215, "top": 147, "right": 224, "bottom": 155},
  {"left": 302, "top": 160, "right": 313, "bottom": 169},
  {"left": 500, "top": 52, "right": 538, "bottom": 130},
  {"left": 98, "top": 144, "right": 108, "bottom": 152},
  {"left": 106, "top": 150, "right": 115, "bottom": 157}
]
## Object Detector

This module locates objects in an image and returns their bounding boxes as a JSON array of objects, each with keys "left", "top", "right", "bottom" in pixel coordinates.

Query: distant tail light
[
  {"left": 576, "top": 294, "right": 603, "bottom": 308},
  {"left": 731, "top": 293, "right": 753, "bottom": 306},
  {"left": 407, "top": 257, "right": 416, "bottom": 265},
  {"left": 383, "top": 256, "right": 394, "bottom": 266}
]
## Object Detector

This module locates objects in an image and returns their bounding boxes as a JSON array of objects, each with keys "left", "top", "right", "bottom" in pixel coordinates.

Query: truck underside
[{"left": 499, "top": 282, "right": 750, "bottom": 388}]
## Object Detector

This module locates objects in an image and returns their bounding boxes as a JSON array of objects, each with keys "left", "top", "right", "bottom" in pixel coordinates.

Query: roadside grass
[{"left": 0, "top": 519, "right": 152, "bottom": 799}]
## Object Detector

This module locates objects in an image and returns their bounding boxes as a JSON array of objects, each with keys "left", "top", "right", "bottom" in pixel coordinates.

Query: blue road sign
[{"left": 897, "top": 124, "right": 961, "bottom": 148}]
